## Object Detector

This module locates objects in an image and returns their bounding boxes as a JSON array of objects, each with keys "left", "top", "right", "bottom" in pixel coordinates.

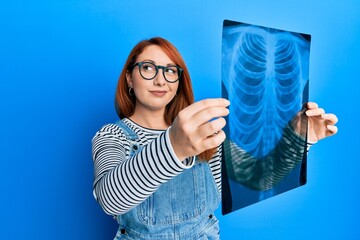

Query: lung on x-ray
[{"left": 221, "top": 20, "right": 311, "bottom": 215}]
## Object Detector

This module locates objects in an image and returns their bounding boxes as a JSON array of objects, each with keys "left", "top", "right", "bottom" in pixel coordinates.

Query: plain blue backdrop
[{"left": 0, "top": 0, "right": 359, "bottom": 239}]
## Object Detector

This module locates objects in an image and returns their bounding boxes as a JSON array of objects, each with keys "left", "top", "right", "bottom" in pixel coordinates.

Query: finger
[
  {"left": 181, "top": 98, "right": 230, "bottom": 119},
  {"left": 322, "top": 113, "right": 339, "bottom": 125},
  {"left": 305, "top": 108, "right": 325, "bottom": 117},
  {"left": 306, "top": 102, "right": 319, "bottom": 109},
  {"left": 192, "top": 106, "right": 229, "bottom": 127},
  {"left": 327, "top": 125, "right": 338, "bottom": 135},
  {"left": 202, "top": 130, "right": 226, "bottom": 150},
  {"left": 197, "top": 117, "right": 227, "bottom": 140}
]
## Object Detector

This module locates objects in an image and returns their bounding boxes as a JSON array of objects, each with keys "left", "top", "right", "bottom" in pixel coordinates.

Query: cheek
[
  {"left": 132, "top": 78, "right": 148, "bottom": 91},
  {"left": 171, "top": 83, "right": 179, "bottom": 93}
]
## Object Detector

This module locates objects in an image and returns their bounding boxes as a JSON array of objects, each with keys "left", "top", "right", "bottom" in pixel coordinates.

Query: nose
[{"left": 153, "top": 68, "right": 166, "bottom": 86}]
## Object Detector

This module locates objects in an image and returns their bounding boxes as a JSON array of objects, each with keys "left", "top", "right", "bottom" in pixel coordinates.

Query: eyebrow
[{"left": 141, "top": 59, "right": 155, "bottom": 63}]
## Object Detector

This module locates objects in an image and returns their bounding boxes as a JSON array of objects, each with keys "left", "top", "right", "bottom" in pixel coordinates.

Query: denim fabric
[{"left": 114, "top": 120, "right": 221, "bottom": 240}]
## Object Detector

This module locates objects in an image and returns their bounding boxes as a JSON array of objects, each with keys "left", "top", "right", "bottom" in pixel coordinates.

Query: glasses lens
[
  {"left": 139, "top": 62, "right": 157, "bottom": 79},
  {"left": 164, "top": 66, "right": 180, "bottom": 82}
]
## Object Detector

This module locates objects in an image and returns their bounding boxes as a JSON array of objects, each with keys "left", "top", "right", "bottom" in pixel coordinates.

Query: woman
[{"left": 92, "top": 37, "right": 338, "bottom": 239}]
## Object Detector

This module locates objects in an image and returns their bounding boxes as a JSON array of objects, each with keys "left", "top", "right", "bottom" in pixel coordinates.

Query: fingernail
[{"left": 327, "top": 125, "right": 336, "bottom": 132}]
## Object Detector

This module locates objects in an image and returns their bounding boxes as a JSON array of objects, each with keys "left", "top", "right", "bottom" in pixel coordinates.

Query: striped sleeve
[
  {"left": 208, "top": 145, "right": 222, "bottom": 194},
  {"left": 223, "top": 124, "right": 312, "bottom": 191},
  {"left": 92, "top": 124, "right": 194, "bottom": 215}
]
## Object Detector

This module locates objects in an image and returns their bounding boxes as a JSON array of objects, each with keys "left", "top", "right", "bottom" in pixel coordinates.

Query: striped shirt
[{"left": 92, "top": 118, "right": 309, "bottom": 216}]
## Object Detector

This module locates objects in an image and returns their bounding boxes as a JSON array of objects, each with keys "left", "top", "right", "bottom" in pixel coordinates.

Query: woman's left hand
[{"left": 305, "top": 102, "right": 338, "bottom": 143}]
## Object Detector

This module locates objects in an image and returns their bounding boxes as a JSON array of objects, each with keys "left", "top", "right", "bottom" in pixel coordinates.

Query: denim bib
[{"left": 113, "top": 120, "right": 221, "bottom": 240}]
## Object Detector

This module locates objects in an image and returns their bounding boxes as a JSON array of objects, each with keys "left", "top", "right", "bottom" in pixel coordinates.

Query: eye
[
  {"left": 165, "top": 66, "right": 178, "bottom": 75},
  {"left": 141, "top": 62, "right": 156, "bottom": 72}
]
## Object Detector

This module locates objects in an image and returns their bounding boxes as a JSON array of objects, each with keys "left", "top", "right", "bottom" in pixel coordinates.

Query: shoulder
[{"left": 92, "top": 122, "right": 129, "bottom": 142}]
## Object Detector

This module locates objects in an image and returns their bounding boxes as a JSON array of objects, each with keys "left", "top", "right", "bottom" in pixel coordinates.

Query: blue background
[{"left": 0, "top": 0, "right": 358, "bottom": 239}]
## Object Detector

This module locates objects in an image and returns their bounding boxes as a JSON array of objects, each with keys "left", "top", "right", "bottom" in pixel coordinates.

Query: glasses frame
[{"left": 132, "top": 61, "right": 183, "bottom": 83}]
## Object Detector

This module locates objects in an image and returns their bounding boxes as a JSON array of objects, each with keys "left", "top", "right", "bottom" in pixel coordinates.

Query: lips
[{"left": 150, "top": 90, "right": 167, "bottom": 97}]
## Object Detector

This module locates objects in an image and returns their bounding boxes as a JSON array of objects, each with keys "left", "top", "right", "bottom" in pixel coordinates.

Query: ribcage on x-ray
[{"left": 228, "top": 27, "right": 307, "bottom": 158}]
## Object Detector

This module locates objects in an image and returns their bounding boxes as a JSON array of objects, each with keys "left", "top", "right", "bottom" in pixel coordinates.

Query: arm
[
  {"left": 92, "top": 124, "right": 194, "bottom": 215},
  {"left": 224, "top": 124, "right": 310, "bottom": 190},
  {"left": 93, "top": 98, "right": 230, "bottom": 216},
  {"left": 224, "top": 102, "right": 338, "bottom": 190},
  {"left": 208, "top": 145, "right": 223, "bottom": 194}
]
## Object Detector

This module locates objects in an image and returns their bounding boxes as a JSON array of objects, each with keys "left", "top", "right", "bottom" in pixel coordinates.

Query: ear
[{"left": 126, "top": 70, "right": 133, "bottom": 88}]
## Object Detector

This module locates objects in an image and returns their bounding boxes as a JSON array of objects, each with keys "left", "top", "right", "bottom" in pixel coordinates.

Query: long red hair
[{"left": 115, "top": 37, "right": 215, "bottom": 161}]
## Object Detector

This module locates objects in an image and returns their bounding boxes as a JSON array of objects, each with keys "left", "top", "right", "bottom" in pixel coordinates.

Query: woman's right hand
[{"left": 169, "top": 98, "right": 230, "bottom": 161}]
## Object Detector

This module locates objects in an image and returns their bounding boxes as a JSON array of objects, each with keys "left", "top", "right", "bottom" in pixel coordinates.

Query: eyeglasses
[{"left": 132, "top": 61, "right": 183, "bottom": 83}]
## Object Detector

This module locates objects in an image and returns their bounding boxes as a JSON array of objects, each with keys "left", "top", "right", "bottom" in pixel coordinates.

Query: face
[{"left": 126, "top": 45, "right": 179, "bottom": 114}]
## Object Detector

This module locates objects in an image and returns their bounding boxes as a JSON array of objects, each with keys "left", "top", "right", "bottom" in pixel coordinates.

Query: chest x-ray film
[{"left": 221, "top": 20, "right": 311, "bottom": 215}]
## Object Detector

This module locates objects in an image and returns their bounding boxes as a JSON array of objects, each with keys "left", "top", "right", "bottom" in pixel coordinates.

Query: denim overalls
[{"left": 113, "top": 120, "right": 221, "bottom": 240}]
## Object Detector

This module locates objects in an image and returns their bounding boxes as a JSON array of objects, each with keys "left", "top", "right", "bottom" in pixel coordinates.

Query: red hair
[{"left": 115, "top": 37, "right": 215, "bottom": 161}]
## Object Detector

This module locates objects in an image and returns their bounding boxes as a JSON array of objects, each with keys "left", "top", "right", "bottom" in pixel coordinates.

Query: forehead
[{"left": 137, "top": 45, "right": 174, "bottom": 64}]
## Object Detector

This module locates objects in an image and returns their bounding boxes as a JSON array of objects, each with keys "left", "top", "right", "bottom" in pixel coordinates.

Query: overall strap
[
  {"left": 114, "top": 119, "right": 141, "bottom": 156},
  {"left": 114, "top": 119, "right": 138, "bottom": 141}
]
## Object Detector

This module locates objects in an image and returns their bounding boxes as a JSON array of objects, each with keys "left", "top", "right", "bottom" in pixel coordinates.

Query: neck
[{"left": 130, "top": 108, "right": 168, "bottom": 130}]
